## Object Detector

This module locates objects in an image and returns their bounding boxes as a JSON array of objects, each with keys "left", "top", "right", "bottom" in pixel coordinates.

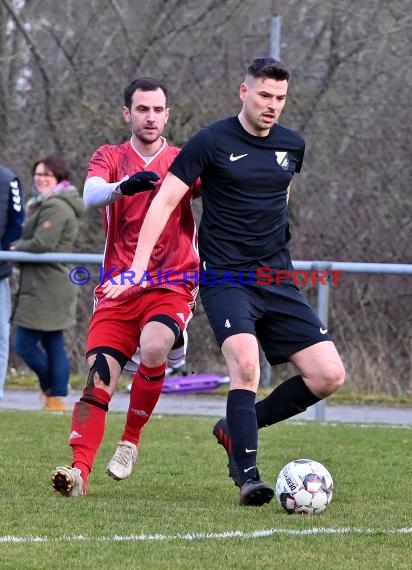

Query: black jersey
[{"left": 169, "top": 116, "right": 305, "bottom": 271}]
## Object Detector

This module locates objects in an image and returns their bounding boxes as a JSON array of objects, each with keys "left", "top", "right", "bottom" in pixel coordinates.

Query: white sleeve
[{"left": 83, "top": 176, "right": 125, "bottom": 208}]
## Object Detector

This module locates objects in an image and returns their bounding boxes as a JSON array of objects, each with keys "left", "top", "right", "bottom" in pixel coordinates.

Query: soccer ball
[{"left": 275, "top": 458, "right": 333, "bottom": 515}]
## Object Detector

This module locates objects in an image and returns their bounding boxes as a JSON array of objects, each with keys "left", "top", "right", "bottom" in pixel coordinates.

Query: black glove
[{"left": 119, "top": 171, "right": 160, "bottom": 196}]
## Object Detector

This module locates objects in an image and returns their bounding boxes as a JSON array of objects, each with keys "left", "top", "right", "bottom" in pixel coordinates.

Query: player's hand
[
  {"left": 118, "top": 171, "right": 160, "bottom": 196},
  {"left": 102, "top": 268, "right": 148, "bottom": 299},
  {"left": 102, "top": 280, "right": 134, "bottom": 299}
]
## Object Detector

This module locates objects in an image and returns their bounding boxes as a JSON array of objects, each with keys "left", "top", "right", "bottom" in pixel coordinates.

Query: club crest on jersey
[{"left": 275, "top": 151, "right": 289, "bottom": 170}]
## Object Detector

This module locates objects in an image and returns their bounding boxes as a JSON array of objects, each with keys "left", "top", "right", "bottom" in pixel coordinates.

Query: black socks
[
  {"left": 226, "top": 389, "right": 258, "bottom": 485},
  {"left": 224, "top": 378, "right": 321, "bottom": 485},
  {"left": 255, "top": 375, "right": 321, "bottom": 428}
]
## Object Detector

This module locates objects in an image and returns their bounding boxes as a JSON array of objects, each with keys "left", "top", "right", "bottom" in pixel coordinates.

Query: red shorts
[{"left": 87, "top": 288, "right": 194, "bottom": 360}]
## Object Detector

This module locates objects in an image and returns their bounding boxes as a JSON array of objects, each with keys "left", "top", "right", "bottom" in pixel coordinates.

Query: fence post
[
  {"left": 314, "top": 272, "right": 331, "bottom": 421},
  {"left": 270, "top": 2, "right": 282, "bottom": 60}
]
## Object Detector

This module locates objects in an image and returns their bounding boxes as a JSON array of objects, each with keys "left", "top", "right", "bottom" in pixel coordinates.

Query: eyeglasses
[{"left": 34, "top": 172, "right": 55, "bottom": 177}]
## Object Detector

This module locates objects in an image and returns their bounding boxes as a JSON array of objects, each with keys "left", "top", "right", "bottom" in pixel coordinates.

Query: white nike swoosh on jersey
[{"left": 229, "top": 153, "right": 248, "bottom": 161}]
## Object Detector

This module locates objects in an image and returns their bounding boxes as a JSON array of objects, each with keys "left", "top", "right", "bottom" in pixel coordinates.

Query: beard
[{"left": 133, "top": 126, "right": 160, "bottom": 145}]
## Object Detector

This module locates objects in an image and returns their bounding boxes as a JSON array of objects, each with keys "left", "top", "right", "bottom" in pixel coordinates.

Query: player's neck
[
  {"left": 130, "top": 135, "right": 165, "bottom": 158},
  {"left": 237, "top": 112, "right": 270, "bottom": 138}
]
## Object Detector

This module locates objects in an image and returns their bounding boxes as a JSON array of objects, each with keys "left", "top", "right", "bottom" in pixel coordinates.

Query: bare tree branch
[
  {"left": 38, "top": 18, "right": 84, "bottom": 97},
  {"left": 0, "top": 0, "right": 62, "bottom": 152},
  {"left": 107, "top": 0, "right": 133, "bottom": 59}
]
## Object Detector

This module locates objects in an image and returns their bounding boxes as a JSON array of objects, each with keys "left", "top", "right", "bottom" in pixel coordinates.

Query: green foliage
[{"left": 0, "top": 411, "right": 411, "bottom": 569}]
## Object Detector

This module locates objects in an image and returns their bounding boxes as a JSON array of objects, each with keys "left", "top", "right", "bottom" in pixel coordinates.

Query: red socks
[
  {"left": 68, "top": 362, "right": 165, "bottom": 487},
  {"left": 121, "top": 362, "right": 166, "bottom": 446},
  {"left": 70, "top": 386, "right": 111, "bottom": 485}
]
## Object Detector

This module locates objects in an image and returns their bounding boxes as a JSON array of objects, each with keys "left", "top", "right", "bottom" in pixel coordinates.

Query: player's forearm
[
  {"left": 130, "top": 193, "right": 176, "bottom": 273},
  {"left": 83, "top": 176, "right": 122, "bottom": 208},
  {"left": 130, "top": 173, "right": 190, "bottom": 273}
]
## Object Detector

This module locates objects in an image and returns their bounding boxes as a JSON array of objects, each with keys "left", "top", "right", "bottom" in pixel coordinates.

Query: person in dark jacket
[
  {"left": 12, "top": 155, "right": 85, "bottom": 411},
  {"left": 0, "top": 164, "right": 24, "bottom": 400}
]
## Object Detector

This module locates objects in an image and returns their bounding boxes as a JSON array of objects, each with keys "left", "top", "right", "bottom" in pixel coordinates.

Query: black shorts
[{"left": 199, "top": 280, "right": 331, "bottom": 366}]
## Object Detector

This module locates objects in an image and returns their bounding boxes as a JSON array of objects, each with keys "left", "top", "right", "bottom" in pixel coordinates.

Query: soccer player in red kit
[{"left": 51, "top": 77, "right": 199, "bottom": 496}]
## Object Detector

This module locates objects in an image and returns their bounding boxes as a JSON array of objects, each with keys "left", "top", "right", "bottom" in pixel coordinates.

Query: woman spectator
[{"left": 12, "top": 155, "right": 85, "bottom": 411}]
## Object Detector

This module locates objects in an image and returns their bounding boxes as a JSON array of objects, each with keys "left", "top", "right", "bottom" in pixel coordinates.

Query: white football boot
[
  {"left": 106, "top": 441, "right": 138, "bottom": 480},
  {"left": 51, "top": 465, "right": 85, "bottom": 496}
]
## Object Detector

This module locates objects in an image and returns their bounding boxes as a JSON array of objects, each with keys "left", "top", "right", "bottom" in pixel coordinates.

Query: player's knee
[
  {"left": 237, "top": 359, "right": 259, "bottom": 387},
  {"left": 141, "top": 340, "right": 169, "bottom": 367},
  {"left": 331, "top": 361, "right": 345, "bottom": 390},
  {"left": 86, "top": 353, "right": 111, "bottom": 389},
  {"left": 322, "top": 361, "right": 345, "bottom": 396},
  {"left": 306, "top": 360, "right": 345, "bottom": 398},
  {"left": 141, "top": 316, "right": 180, "bottom": 366}
]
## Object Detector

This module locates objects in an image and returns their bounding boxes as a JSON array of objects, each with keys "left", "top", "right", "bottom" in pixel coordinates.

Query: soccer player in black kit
[{"left": 103, "top": 58, "right": 345, "bottom": 506}]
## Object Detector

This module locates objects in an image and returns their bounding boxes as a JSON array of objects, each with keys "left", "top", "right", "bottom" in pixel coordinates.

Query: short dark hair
[
  {"left": 32, "top": 155, "right": 70, "bottom": 182},
  {"left": 246, "top": 57, "right": 291, "bottom": 82},
  {"left": 123, "top": 77, "right": 168, "bottom": 109}
]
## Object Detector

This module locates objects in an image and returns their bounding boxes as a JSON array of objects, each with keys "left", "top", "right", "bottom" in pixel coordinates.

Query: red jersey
[{"left": 87, "top": 139, "right": 199, "bottom": 304}]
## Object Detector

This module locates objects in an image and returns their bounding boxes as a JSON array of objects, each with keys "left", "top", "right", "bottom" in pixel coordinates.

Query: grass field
[{"left": 0, "top": 410, "right": 411, "bottom": 569}]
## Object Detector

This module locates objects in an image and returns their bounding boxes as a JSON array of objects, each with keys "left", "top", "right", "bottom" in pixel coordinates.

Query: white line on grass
[{"left": 1, "top": 527, "right": 412, "bottom": 543}]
